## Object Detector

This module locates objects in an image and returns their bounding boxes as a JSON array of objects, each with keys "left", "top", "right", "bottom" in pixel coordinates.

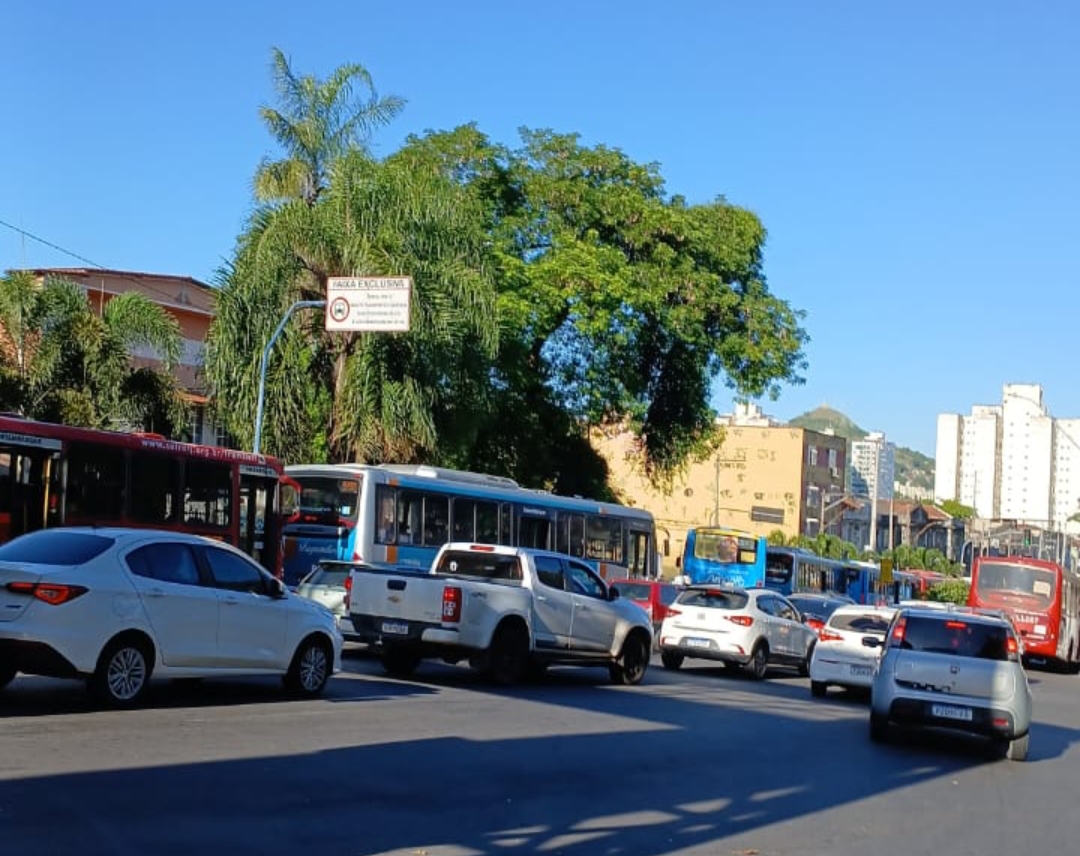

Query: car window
[
  {"left": 203, "top": 547, "right": 269, "bottom": 594},
  {"left": 566, "top": 561, "right": 606, "bottom": 598},
  {"left": 659, "top": 584, "right": 678, "bottom": 606},
  {"left": 534, "top": 555, "right": 565, "bottom": 590},
  {"left": 0, "top": 530, "right": 115, "bottom": 565},
  {"left": 126, "top": 542, "right": 202, "bottom": 586},
  {"left": 900, "top": 616, "right": 1013, "bottom": 660},
  {"left": 676, "top": 589, "right": 749, "bottom": 610},
  {"left": 775, "top": 598, "right": 799, "bottom": 621},
  {"left": 436, "top": 551, "right": 521, "bottom": 581},
  {"left": 830, "top": 612, "right": 892, "bottom": 634},
  {"left": 755, "top": 595, "right": 779, "bottom": 616},
  {"left": 302, "top": 565, "right": 350, "bottom": 588}
]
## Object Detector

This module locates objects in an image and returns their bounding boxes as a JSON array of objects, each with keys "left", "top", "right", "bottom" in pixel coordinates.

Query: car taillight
[
  {"left": 889, "top": 616, "right": 907, "bottom": 648},
  {"left": 1006, "top": 635, "right": 1019, "bottom": 660},
  {"left": 343, "top": 574, "right": 352, "bottom": 610},
  {"left": 5, "top": 581, "right": 88, "bottom": 605},
  {"left": 442, "top": 585, "right": 462, "bottom": 622},
  {"left": 666, "top": 607, "right": 682, "bottom": 618},
  {"left": 805, "top": 617, "right": 824, "bottom": 632},
  {"left": 726, "top": 615, "right": 753, "bottom": 627},
  {"left": 818, "top": 629, "right": 844, "bottom": 643}
]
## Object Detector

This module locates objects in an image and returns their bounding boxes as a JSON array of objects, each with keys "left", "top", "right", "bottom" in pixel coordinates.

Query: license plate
[
  {"left": 684, "top": 637, "right": 711, "bottom": 648},
  {"left": 931, "top": 703, "right": 973, "bottom": 721},
  {"left": 850, "top": 665, "right": 873, "bottom": 677},
  {"left": 381, "top": 621, "right": 409, "bottom": 635}
]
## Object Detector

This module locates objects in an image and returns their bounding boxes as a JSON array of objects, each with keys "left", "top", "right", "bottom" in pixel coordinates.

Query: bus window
[
  {"left": 556, "top": 512, "right": 586, "bottom": 557},
  {"left": 423, "top": 494, "right": 449, "bottom": 546},
  {"left": 66, "top": 442, "right": 125, "bottom": 520},
  {"left": 586, "top": 515, "right": 624, "bottom": 563},
  {"left": 375, "top": 486, "right": 396, "bottom": 543},
  {"left": 518, "top": 511, "right": 551, "bottom": 549},
  {"left": 129, "top": 452, "right": 179, "bottom": 524},
  {"left": 628, "top": 530, "right": 651, "bottom": 577},
  {"left": 183, "top": 460, "right": 231, "bottom": 528},
  {"left": 451, "top": 497, "right": 498, "bottom": 543}
]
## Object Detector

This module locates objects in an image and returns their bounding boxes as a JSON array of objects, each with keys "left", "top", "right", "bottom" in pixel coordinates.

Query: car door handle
[
  {"left": 222, "top": 597, "right": 240, "bottom": 605},
  {"left": 536, "top": 595, "right": 548, "bottom": 602},
  {"left": 472, "top": 591, "right": 486, "bottom": 599},
  {"left": 147, "top": 588, "right": 166, "bottom": 598}
]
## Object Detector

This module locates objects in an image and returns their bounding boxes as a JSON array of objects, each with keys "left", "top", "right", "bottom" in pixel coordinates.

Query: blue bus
[
  {"left": 280, "top": 463, "right": 659, "bottom": 587},
  {"left": 680, "top": 527, "right": 768, "bottom": 587},
  {"left": 765, "top": 547, "right": 847, "bottom": 596},
  {"left": 839, "top": 561, "right": 916, "bottom": 605}
]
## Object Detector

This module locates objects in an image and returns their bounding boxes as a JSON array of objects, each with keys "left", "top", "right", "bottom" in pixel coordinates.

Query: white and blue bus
[
  {"left": 680, "top": 527, "right": 768, "bottom": 588},
  {"left": 765, "top": 547, "right": 915, "bottom": 604},
  {"left": 280, "top": 463, "right": 659, "bottom": 587}
]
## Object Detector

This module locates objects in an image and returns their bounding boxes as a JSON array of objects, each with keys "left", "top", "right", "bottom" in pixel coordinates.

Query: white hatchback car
[
  {"left": 658, "top": 585, "right": 817, "bottom": 679},
  {"left": 808, "top": 604, "right": 896, "bottom": 697},
  {"left": 0, "top": 528, "right": 343, "bottom": 707}
]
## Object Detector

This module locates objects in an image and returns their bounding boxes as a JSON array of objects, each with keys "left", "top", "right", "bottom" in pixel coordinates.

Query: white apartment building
[
  {"left": 935, "top": 383, "right": 1076, "bottom": 530},
  {"left": 850, "top": 432, "right": 895, "bottom": 500}
]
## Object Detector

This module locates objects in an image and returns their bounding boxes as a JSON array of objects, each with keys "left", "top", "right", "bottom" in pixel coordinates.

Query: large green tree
[
  {"left": 254, "top": 47, "right": 404, "bottom": 206},
  {"left": 0, "top": 271, "right": 187, "bottom": 433},
  {"left": 393, "top": 125, "right": 809, "bottom": 484}
]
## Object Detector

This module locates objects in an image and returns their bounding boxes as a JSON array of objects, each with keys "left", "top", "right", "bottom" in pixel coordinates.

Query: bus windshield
[
  {"left": 291, "top": 476, "right": 361, "bottom": 527},
  {"left": 975, "top": 561, "right": 1056, "bottom": 609},
  {"left": 693, "top": 531, "right": 759, "bottom": 565}
]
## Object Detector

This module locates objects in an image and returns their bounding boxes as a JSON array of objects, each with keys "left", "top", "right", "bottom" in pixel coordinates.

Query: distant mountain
[{"left": 788, "top": 406, "right": 934, "bottom": 492}]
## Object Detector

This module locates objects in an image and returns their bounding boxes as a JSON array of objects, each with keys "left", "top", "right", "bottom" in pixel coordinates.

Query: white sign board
[{"left": 325, "top": 276, "right": 412, "bottom": 332}]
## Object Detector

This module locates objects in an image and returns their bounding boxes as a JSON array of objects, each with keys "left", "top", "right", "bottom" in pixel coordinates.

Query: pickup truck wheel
[
  {"left": 488, "top": 624, "right": 529, "bottom": 687},
  {"left": 610, "top": 631, "right": 650, "bottom": 685},
  {"left": 381, "top": 646, "right": 421, "bottom": 678}
]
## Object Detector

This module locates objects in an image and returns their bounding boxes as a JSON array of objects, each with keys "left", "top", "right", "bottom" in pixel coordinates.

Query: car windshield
[
  {"left": 975, "top": 561, "right": 1055, "bottom": 608},
  {"left": 302, "top": 565, "right": 350, "bottom": 588},
  {"left": 435, "top": 552, "right": 521, "bottom": 581},
  {"left": 677, "top": 589, "right": 749, "bottom": 610},
  {"left": 830, "top": 612, "right": 892, "bottom": 635},
  {"left": 789, "top": 596, "right": 848, "bottom": 618},
  {"left": 693, "top": 531, "right": 758, "bottom": 566},
  {"left": 900, "top": 616, "right": 1013, "bottom": 660},
  {"left": 287, "top": 476, "right": 361, "bottom": 525}
]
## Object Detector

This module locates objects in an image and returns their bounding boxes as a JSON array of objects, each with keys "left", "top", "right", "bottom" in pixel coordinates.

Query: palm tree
[
  {"left": 0, "top": 272, "right": 187, "bottom": 433},
  {"left": 253, "top": 47, "right": 405, "bottom": 205}
]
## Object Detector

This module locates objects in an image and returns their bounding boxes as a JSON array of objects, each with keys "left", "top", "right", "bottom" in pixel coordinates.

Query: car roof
[
  {"left": 898, "top": 605, "right": 1010, "bottom": 626},
  {"left": 829, "top": 604, "right": 897, "bottom": 617}
]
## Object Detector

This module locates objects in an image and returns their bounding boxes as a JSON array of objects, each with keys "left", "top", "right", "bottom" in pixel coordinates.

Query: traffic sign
[
  {"left": 325, "top": 276, "right": 412, "bottom": 332},
  {"left": 880, "top": 557, "right": 894, "bottom": 584}
]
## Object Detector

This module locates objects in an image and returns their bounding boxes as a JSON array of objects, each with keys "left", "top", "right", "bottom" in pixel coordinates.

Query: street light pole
[{"left": 253, "top": 299, "right": 327, "bottom": 455}]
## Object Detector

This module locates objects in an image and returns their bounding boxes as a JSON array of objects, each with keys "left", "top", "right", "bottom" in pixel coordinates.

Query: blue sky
[{"left": 4, "top": 1, "right": 1078, "bottom": 457}]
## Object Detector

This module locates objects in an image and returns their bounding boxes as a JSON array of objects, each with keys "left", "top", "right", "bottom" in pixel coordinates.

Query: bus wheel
[{"left": 381, "top": 646, "right": 421, "bottom": 678}]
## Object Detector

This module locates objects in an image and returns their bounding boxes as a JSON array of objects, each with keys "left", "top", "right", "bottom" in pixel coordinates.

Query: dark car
[{"left": 787, "top": 593, "right": 856, "bottom": 633}]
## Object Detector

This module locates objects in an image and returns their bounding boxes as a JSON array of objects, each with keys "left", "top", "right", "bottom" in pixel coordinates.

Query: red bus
[
  {"left": 906, "top": 569, "right": 949, "bottom": 599},
  {"left": 0, "top": 415, "right": 286, "bottom": 576},
  {"left": 968, "top": 554, "right": 1080, "bottom": 669}
]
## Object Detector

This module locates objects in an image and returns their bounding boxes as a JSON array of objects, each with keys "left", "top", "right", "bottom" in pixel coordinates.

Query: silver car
[
  {"left": 658, "top": 585, "right": 818, "bottom": 679},
  {"left": 869, "top": 606, "right": 1032, "bottom": 761}
]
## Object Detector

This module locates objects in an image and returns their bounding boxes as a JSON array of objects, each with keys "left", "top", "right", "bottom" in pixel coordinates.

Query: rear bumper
[
  {"left": 659, "top": 637, "right": 751, "bottom": 666},
  {"left": 0, "top": 639, "right": 81, "bottom": 679},
  {"left": 883, "top": 696, "right": 1028, "bottom": 739}
]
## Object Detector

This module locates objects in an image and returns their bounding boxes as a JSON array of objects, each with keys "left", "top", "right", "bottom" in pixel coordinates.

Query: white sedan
[
  {"left": 808, "top": 604, "right": 895, "bottom": 697},
  {"left": 0, "top": 528, "right": 342, "bottom": 707}
]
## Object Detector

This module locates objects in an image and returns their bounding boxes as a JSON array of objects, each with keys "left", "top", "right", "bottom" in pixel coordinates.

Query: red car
[{"left": 609, "top": 578, "right": 680, "bottom": 641}]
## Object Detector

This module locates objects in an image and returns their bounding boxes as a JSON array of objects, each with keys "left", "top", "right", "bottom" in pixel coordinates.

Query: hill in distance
[{"left": 787, "top": 405, "right": 934, "bottom": 492}]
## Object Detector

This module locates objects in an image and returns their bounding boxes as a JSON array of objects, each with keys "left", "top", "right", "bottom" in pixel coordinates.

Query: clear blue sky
[{"left": 4, "top": 1, "right": 1078, "bottom": 457}]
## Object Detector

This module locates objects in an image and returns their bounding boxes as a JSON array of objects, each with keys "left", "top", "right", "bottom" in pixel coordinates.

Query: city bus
[
  {"left": 281, "top": 463, "right": 659, "bottom": 587},
  {"left": 967, "top": 554, "right": 1080, "bottom": 669},
  {"left": 679, "top": 527, "right": 767, "bottom": 588},
  {"left": 0, "top": 414, "right": 286, "bottom": 575}
]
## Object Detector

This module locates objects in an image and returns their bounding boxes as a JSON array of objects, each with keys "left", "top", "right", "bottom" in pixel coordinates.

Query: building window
[
  {"left": 808, "top": 446, "right": 818, "bottom": 466},
  {"left": 828, "top": 447, "right": 837, "bottom": 469}
]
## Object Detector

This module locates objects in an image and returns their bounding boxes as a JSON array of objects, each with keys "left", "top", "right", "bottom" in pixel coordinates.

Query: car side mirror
[
  {"left": 608, "top": 585, "right": 620, "bottom": 601},
  {"left": 861, "top": 636, "right": 882, "bottom": 648},
  {"left": 269, "top": 578, "right": 287, "bottom": 599}
]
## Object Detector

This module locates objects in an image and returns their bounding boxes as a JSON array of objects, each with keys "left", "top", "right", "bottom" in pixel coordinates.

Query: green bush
[{"left": 928, "top": 578, "right": 970, "bottom": 605}]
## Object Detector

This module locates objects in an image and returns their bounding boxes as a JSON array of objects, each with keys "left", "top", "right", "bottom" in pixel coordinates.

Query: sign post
[{"left": 325, "top": 276, "right": 412, "bottom": 332}]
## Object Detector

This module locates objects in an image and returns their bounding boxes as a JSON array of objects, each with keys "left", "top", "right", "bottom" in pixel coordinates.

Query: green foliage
[
  {"left": 938, "top": 499, "right": 974, "bottom": 519},
  {"left": 928, "top": 578, "right": 970, "bottom": 605},
  {"left": 0, "top": 271, "right": 187, "bottom": 435}
]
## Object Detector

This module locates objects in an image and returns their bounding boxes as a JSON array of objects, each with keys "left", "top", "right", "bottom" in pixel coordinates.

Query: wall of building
[
  {"left": 1000, "top": 384, "right": 1052, "bottom": 522},
  {"left": 934, "top": 413, "right": 961, "bottom": 502}
]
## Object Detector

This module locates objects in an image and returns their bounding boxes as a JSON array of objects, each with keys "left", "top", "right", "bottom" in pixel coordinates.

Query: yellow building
[{"left": 593, "top": 410, "right": 848, "bottom": 575}]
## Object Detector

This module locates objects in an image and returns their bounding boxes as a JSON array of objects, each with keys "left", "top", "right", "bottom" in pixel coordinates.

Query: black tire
[
  {"left": 488, "top": 623, "right": 530, "bottom": 687},
  {"left": 869, "top": 711, "right": 889, "bottom": 743},
  {"left": 1006, "top": 732, "right": 1029, "bottom": 762},
  {"left": 381, "top": 646, "right": 421, "bottom": 678},
  {"left": 0, "top": 664, "right": 16, "bottom": 690},
  {"left": 610, "top": 632, "right": 650, "bottom": 686},
  {"left": 799, "top": 643, "right": 815, "bottom": 678},
  {"left": 284, "top": 636, "right": 333, "bottom": 698},
  {"left": 810, "top": 680, "right": 827, "bottom": 698},
  {"left": 525, "top": 661, "right": 549, "bottom": 682},
  {"left": 661, "top": 651, "right": 684, "bottom": 670},
  {"left": 746, "top": 642, "right": 769, "bottom": 680},
  {"left": 92, "top": 636, "right": 153, "bottom": 708}
]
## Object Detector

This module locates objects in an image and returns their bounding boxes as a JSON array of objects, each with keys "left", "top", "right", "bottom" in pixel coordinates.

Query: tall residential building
[
  {"left": 1000, "top": 384, "right": 1053, "bottom": 523},
  {"left": 935, "top": 383, "right": 1078, "bottom": 530},
  {"left": 850, "top": 432, "right": 895, "bottom": 500}
]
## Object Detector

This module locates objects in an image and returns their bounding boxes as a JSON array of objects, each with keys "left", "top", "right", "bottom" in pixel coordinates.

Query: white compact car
[
  {"left": 658, "top": 585, "right": 817, "bottom": 679},
  {"left": 0, "top": 528, "right": 343, "bottom": 707},
  {"left": 808, "top": 604, "right": 895, "bottom": 696}
]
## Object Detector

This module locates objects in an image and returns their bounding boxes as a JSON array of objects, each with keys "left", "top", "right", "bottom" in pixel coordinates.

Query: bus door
[
  {"left": 239, "top": 467, "right": 281, "bottom": 576},
  {"left": 0, "top": 438, "right": 62, "bottom": 543},
  {"left": 517, "top": 505, "right": 554, "bottom": 550}
]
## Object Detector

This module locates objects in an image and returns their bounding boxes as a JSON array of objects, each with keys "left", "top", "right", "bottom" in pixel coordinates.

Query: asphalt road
[{"left": 2, "top": 650, "right": 1079, "bottom": 856}]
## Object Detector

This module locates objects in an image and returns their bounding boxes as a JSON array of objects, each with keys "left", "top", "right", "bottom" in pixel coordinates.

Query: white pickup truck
[{"left": 347, "top": 542, "right": 653, "bottom": 686}]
